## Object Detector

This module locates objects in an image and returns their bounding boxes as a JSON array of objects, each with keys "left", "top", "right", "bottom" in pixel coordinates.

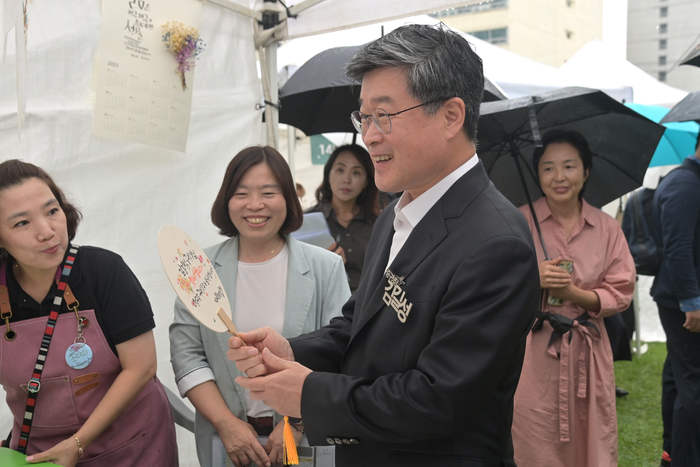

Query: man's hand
[
  {"left": 684, "top": 310, "right": 700, "bottom": 333},
  {"left": 236, "top": 348, "right": 311, "bottom": 418},
  {"left": 228, "top": 327, "right": 294, "bottom": 377}
]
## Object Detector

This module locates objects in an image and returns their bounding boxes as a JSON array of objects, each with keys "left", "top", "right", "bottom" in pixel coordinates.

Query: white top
[
  {"left": 236, "top": 244, "right": 289, "bottom": 418},
  {"left": 386, "top": 156, "right": 480, "bottom": 271}
]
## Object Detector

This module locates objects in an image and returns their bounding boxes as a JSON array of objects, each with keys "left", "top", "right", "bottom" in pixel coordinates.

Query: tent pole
[
  {"left": 265, "top": 43, "right": 279, "bottom": 148},
  {"left": 288, "top": 126, "right": 296, "bottom": 183}
]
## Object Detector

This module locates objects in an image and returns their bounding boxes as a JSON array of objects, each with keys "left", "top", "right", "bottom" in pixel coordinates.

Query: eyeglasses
[{"left": 350, "top": 100, "right": 441, "bottom": 136}]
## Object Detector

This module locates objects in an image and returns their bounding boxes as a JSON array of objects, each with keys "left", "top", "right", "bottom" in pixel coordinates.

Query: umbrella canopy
[
  {"left": 660, "top": 91, "right": 700, "bottom": 125},
  {"left": 679, "top": 39, "right": 700, "bottom": 68},
  {"left": 279, "top": 44, "right": 507, "bottom": 136},
  {"left": 625, "top": 103, "right": 699, "bottom": 167},
  {"left": 477, "top": 87, "right": 665, "bottom": 209}
]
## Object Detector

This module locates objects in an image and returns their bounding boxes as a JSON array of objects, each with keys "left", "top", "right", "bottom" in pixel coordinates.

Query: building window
[
  {"left": 469, "top": 27, "right": 508, "bottom": 44},
  {"left": 660, "top": 38, "right": 667, "bottom": 50},
  {"left": 660, "top": 6, "right": 668, "bottom": 17},
  {"left": 659, "top": 71, "right": 667, "bottom": 82},
  {"left": 566, "top": 0, "right": 574, "bottom": 6},
  {"left": 659, "top": 23, "right": 667, "bottom": 34},
  {"left": 659, "top": 55, "right": 667, "bottom": 66},
  {"left": 430, "top": 0, "right": 508, "bottom": 17}
]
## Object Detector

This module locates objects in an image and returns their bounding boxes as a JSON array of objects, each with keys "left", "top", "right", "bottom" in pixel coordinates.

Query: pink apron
[{"left": 0, "top": 308, "right": 178, "bottom": 466}]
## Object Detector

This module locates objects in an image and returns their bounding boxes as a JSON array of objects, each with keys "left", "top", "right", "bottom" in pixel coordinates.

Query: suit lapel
[
  {"left": 351, "top": 209, "right": 395, "bottom": 337},
  {"left": 351, "top": 161, "right": 491, "bottom": 337},
  {"left": 352, "top": 204, "right": 448, "bottom": 336}
]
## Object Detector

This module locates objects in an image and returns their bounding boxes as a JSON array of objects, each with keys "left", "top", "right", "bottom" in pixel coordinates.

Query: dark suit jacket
[
  {"left": 651, "top": 157, "right": 700, "bottom": 311},
  {"left": 290, "top": 161, "right": 540, "bottom": 467}
]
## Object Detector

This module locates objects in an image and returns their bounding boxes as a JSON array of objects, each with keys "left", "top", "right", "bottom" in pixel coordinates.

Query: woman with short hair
[
  {"left": 0, "top": 159, "right": 177, "bottom": 467},
  {"left": 170, "top": 146, "right": 350, "bottom": 467}
]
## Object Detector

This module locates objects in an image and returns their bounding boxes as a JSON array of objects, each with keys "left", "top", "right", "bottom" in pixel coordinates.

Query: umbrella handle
[{"left": 512, "top": 147, "right": 551, "bottom": 260}]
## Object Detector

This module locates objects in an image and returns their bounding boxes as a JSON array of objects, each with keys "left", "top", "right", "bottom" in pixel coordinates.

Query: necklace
[
  {"left": 242, "top": 236, "right": 284, "bottom": 263},
  {"left": 269, "top": 236, "right": 284, "bottom": 256}
]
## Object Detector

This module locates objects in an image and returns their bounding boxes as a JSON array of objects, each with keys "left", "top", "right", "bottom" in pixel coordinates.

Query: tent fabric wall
[{"left": 0, "top": 1, "right": 262, "bottom": 465}]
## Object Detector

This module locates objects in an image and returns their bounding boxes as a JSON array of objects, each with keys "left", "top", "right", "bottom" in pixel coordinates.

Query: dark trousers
[{"left": 658, "top": 305, "right": 700, "bottom": 466}]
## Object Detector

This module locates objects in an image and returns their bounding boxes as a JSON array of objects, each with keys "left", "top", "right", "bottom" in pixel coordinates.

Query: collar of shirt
[
  {"left": 532, "top": 197, "right": 598, "bottom": 229},
  {"left": 687, "top": 155, "right": 700, "bottom": 166},
  {"left": 386, "top": 156, "right": 479, "bottom": 271},
  {"left": 316, "top": 201, "right": 367, "bottom": 223},
  {"left": 394, "top": 155, "right": 480, "bottom": 230}
]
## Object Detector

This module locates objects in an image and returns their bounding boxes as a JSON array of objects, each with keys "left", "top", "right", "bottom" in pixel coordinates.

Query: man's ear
[{"left": 443, "top": 97, "right": 466, "bottom": 139}]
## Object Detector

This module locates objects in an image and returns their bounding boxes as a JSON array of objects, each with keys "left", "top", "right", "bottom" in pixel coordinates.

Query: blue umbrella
[{"left": 625, "top": 103, "right": 699, "bottom": 167}]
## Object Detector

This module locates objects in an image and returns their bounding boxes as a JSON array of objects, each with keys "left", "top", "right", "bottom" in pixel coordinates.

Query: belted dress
[
  {"left": 512, "top": 198, "right": 635, "bottom": 467},
  {"left": 0, "top": 245, "right": 178, "bottom": 466}
]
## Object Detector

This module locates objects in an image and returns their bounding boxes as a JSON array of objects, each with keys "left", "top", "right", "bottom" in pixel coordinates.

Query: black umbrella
[
  {"left": 659, "top": 91, "right": 700, "bottom": 124},
  {"left": 279, "top": 44, "right": 507, "bottom": 136},
  {"left": 679, "top": 39, "right": 700, "bottom": 68},
  {"left": 477, "top": 87, "right": 665, "bottom": 210}
]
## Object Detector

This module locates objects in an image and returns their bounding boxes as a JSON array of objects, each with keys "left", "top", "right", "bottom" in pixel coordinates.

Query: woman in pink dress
[{"left": 511, "top": 129, "right": 635, "bottom": 467}]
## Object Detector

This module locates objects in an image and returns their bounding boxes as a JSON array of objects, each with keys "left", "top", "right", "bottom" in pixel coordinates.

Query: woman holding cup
[{"left": 511, "top": 129, "right": 635, "bottom": 467}]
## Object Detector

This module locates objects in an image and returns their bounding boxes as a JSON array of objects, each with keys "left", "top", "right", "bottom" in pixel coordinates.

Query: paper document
[
  {"left": 92, "top": 0, "right": 202, "bottom": 152},
  {"left": 291, "top": 212, "right": 336, "bottom": 249}
]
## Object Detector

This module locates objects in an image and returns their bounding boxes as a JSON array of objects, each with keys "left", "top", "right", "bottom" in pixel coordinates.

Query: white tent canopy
[{"left": 560, "top": 40, "right": 689, "bottom": 106}]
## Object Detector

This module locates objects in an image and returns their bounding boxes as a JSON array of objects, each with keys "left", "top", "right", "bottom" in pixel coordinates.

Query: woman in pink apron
[{"left": 0, "top": 160, "right": 178, "bottom": 467}]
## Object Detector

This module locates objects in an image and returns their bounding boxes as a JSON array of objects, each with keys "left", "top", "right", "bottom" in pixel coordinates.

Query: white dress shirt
[{"left": 386, "top": 155, "right": 479, "bottom": 271}]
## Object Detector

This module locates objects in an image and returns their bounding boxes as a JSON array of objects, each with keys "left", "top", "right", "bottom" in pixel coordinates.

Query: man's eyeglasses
[{"left": 350, "top": 100, "right": 442, "bottom": 136}]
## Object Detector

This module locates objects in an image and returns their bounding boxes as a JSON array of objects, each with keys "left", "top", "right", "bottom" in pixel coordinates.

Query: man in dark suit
[
  {"left": 229, "top": 24, "right": 540, "bottom": 467},
  {"left": 651, "top": 133, "right": 700, "bottom": 467}
]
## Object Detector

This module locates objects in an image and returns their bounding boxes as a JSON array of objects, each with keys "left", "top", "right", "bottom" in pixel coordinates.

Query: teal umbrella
[{"left": 625, "top": 103, "right": 699, "bottom": 167}]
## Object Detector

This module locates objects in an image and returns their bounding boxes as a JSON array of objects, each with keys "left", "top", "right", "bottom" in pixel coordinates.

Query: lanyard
[{"left": 13, "top": 245, "right": 80, "bottom": 454}]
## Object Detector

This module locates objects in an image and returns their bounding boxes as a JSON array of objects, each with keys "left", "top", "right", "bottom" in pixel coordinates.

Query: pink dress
[{"left": 512, "top": 198, "right": 635, "bottom": 467}]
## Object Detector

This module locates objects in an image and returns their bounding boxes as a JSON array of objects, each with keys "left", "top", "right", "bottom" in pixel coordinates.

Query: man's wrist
[{"left": 679, "top": 295, "right": 700, "bottom": 312}]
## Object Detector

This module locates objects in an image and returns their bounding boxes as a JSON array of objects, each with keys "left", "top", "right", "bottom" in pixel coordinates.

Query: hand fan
[
  {"left": 157, "top": 225, "right": 243, "bottom": 340},
  {"left": 158, "top": 226, "right": 298, "bottom": 462}
]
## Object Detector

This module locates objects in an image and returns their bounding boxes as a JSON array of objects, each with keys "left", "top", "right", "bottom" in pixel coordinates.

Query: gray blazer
[{"left": 169, "top": 235, "right": 350, "bottom": 467}]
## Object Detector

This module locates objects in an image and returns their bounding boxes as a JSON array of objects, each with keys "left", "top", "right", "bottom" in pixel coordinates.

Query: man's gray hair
[{"left": 346, "top": 23, "right": 484, "bottom": 143}]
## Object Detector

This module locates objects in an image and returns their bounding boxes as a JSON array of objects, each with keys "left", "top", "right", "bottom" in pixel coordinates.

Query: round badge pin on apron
[{"left": 65, "top": 312, "right": 93, "bottom": 370}]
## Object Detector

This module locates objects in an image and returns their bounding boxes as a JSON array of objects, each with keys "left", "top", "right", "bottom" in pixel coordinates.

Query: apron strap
[{"left": 17, "top": 245, "right": 80, "bottom": 454}]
